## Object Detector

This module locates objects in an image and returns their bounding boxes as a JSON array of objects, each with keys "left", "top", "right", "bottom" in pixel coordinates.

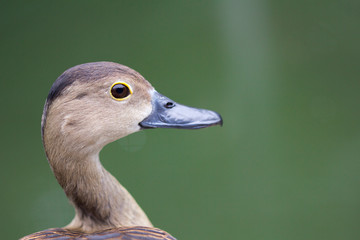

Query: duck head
[{"left": 42, "top": 62, "right": 222, "bottom": 156}]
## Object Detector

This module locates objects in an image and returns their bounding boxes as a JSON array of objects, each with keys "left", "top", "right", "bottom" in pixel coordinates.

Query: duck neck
[{"left": 47, "top": 149, "right": 153, "bottom": 232}]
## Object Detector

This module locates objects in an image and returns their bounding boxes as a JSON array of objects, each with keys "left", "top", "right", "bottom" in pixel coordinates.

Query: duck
[{"left": 21, "top": 62, "right": 222, "bottom": 240}]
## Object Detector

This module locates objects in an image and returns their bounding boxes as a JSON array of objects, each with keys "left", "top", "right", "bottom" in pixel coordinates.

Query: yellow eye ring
[{"left": 110, "top": 82, "right": 133, "bottom": 101}]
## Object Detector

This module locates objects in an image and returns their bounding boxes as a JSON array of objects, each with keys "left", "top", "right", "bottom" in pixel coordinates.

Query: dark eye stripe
[{"left": 110, "top": 82, "right": 132, "bottom": 100}]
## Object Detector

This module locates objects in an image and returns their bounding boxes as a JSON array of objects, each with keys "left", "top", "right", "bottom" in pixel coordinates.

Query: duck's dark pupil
[
  {"left": 116, "top": 86, "right": 124, "bottom": 94},
  {"left": 112, "top": 84, "right": 129, "bottom": 99}
]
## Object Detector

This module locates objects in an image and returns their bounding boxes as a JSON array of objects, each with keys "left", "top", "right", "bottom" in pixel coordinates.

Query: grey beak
[{"left": 139, "top": 91, "right": 223, "bottom": 129}]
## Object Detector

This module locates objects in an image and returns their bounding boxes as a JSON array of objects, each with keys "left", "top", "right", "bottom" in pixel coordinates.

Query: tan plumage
[
  {"left": 21, "top": 62, "right": 222, "bottom": 240},
  {"left": 21, "top": 227, "right": 176, "bottom": 240}
]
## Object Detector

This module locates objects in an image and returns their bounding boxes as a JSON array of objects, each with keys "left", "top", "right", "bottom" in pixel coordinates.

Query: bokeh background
[{"left": 1, "top": 1, "right": 359, "bottom": 239}]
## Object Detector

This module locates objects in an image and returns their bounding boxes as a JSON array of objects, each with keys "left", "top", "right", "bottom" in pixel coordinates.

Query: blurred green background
[{"left": 1, "top": 1, "right": 360, "bottom": 239}]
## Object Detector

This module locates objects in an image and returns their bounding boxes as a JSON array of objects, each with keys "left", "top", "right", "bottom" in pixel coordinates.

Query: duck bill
[{"left": 139, "top": 91, "right": 223, "bottom": 129}]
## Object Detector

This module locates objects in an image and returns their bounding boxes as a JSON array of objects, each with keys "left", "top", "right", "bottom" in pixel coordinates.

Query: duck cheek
[
  {"left": 104, "top": 117, "right": 141, "bottom": 142},
  {"left": 103, "top": 100, "right": 152, "bottom": 140}
]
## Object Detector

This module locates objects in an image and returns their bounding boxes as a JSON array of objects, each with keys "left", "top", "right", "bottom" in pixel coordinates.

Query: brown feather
[{"left": 21, "top": 226, "right": 176, "bottom": 240}]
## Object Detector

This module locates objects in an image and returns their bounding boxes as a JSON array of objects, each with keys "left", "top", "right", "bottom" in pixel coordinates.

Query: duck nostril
[{"left": 164, "top": 102, "right": 175, "bottom": 108}]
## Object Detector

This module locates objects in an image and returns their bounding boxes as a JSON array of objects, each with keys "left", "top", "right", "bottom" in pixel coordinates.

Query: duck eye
[{"left": 110, "top": 82, "right": 132, "bottom": 100}]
